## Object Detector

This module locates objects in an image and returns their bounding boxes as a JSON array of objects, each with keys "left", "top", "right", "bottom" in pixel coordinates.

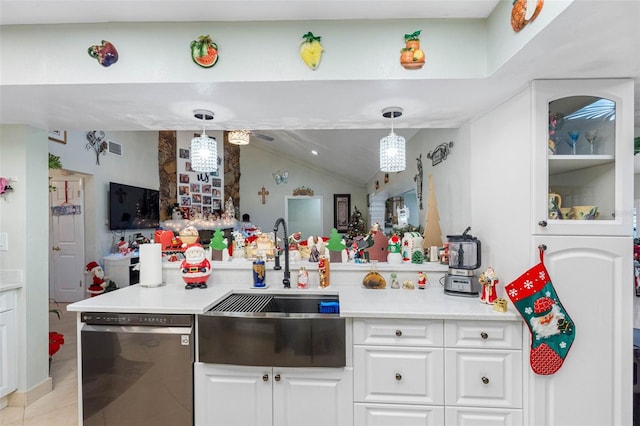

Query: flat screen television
[{"left": 108, "top": 182, "right": 160, "bottom": 230}]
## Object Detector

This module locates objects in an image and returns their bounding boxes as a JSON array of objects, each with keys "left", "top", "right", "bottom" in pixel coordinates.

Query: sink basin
[{"left": 198, "top": 293, "right": 345, "bottom": 367}]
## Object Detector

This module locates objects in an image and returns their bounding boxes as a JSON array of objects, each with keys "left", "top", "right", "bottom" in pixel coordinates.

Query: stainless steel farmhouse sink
[{"left": 198, "top": 293, "right": 345, "bottom": 367}]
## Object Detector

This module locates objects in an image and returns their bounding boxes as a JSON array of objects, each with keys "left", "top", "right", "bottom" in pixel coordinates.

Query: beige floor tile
[
  {"left": 0, "top": 406, "right": 24, "bottom": 425},
  {"left": 21, "top": 402, "right": 78, "bottom": 426}
]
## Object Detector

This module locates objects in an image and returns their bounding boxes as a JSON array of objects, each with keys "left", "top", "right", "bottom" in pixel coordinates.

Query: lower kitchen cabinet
[
  {"left": 0, "top": 289, "right": 17, "bottom": 400},
  {"left": 353, "top": 318, "right": 523, "bottom": 426},
  {"left": 194, "top": 362, "right": 353, "bottom": 426}
]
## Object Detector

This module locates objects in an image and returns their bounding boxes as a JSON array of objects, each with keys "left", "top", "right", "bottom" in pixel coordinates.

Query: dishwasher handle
[{"left": 81, "top": 323, "right": 193, "bottom": 335}]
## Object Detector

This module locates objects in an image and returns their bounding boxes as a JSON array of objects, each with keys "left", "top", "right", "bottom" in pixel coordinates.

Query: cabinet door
[
  {"left": 194, "top": 363, "right": 272, "bottom": 426},
  {"left": 273, "top": 367, "right": 353, "bottom": 426},
  {"left": 354, "top": 346, "right": 444, "bottom": 405},
  {"left": 528, "top": 236, "right": 632, "bottom": 426},
  {"left": 531, "top": 79, "right": 633, "bottom": 236},
  {"left": 444, "top": 349, "right": 522, "bottom": 408},
  {"left": 0, "top": 308, "right": 17, "bottom": 398},
  {"left": 355, "top": 403, "right": 445, "bottom": 426},
  {"left": 445, "top": 406, "right": 522, "bottom": 426}
]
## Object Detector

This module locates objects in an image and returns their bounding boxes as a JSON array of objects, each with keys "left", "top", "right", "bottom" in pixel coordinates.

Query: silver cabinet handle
[
  {"left": 395, "top": 330, "right": 402, "bottom": 337},
  {"left": 395, "top": 373, "right": 402, "bottom": 381},
  {"left": 482, "top": 376, "right": 489, "bottom": 384},
  {"left": 262, "top": 374, "right": 269, "bottom": 382},
  {"left": 480, "top": 332, "right": 488, "bottom": 340},
  {"left": 274, "top": 373, "right": 281, "bottom": 382}
]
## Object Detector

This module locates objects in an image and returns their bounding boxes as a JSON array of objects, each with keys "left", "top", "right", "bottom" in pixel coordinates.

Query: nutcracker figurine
[{"left": 180, "top": 244, "right": 211, "bottom": 289}]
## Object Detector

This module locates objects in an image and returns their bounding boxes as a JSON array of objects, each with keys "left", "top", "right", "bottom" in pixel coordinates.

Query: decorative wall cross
[{"left": 258, "top": 186, "right": 269, "bottom": 204}]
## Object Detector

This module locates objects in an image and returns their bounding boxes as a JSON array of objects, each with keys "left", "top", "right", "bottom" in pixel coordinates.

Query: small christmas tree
[
  {"left": 209, "top": 228, "right": 227, "bottom": 261},
  {"left": 347, "top": 206, "right": 366, "bottom": 244},
  {"left": 326, "top": 228, "right": 346, "bottom": 263},
  {"left": 423, "top": 174, "right": 443, "bottom": 248}
]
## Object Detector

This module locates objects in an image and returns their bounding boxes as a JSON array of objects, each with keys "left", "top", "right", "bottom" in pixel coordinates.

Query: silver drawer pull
[
  {"left": 480, "top": 332, "right": 488, "bottom": 340},
  {"left": 395, "top": 330, "right": 402, "bottom": 337},
  {"left": 262, "top": 374, "right": 269, "bottom": 382},
  {"left": 395, "top": 373, "right": 402, "bottom": 381},
  {"left": 482, "top": 376, "right": 489, "bottom": 384}
]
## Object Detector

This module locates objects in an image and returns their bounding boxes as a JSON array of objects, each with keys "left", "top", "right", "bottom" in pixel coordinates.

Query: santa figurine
[
  {"left": 180, "top": 244, "right": 211, "bottom": 289},
  {"left": 117, "top": 237, "right": 129, "bottom": 255},
  {"left": 86, "top": 261, "right": 108, "bottom": 297},
  {"left": 479, "top": 266, "right": 499, "bottom": 304}
]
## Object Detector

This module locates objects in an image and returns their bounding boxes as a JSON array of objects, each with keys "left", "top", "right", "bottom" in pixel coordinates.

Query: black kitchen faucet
[{"left": 273, "top": 218, "right": 291, "bottom": 288}]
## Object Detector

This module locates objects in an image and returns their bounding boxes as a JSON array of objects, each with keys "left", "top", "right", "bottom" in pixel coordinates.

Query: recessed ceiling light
[{"left": 311, "top": 150, "right": 318, "bottom": 156}]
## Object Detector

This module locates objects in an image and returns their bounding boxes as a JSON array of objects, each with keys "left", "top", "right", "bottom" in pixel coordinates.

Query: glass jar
[{"left": 362, "top": 261, "right": 386, "bottom": 289}]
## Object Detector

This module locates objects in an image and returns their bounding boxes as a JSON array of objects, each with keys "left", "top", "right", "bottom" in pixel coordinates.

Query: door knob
[
  {"left": 262, "top": 374, "right": 269, "bottom": 381},
  {"left": 274, "top": 373, "right": 281, "bottom": 382},
  {"left": 482, "top": 376, "right": 490, "bottom": 384},
  {"left": 395, "top": 330, "right": 402, "bottom": 337},
  {"left": 395, "top": 373, "right": 402, "bottom": 381},
  {"left": 480, "top": 332, "right": 488, "bottom": 340},
  {"left": 52, "top": 246, "right": 61, "bottom": 251},
  {"left": 538, "top": 220, "right": 547, "bottom": 227}
]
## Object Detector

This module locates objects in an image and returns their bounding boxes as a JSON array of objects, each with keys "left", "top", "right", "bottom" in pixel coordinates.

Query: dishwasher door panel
[{"left": 81, "top": 325, "right": 194, "bottom": 426}]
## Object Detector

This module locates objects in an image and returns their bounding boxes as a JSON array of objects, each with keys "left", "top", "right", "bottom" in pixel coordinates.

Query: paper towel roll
[{"left": 139, "top": 243, "right": 164, "bottom": 287}]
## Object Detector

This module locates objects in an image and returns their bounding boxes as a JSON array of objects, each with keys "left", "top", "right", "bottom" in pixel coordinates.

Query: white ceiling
[{"left": 1, "top": 0, "right": 639, "bottom": 184}]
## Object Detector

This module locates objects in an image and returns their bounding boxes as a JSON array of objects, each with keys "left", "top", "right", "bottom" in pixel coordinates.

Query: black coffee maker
[{"left": 444, "top": 227, "right": 481, "bottom": 296}]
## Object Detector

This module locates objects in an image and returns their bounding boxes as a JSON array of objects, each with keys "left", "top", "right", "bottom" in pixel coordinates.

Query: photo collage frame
[{"left": 178, "top": 146, "right": 222, "bottom": 217}]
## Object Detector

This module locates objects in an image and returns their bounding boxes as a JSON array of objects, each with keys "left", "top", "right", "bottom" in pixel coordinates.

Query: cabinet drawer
[
  {"left": 444, "top": 349, "right": 522, "bottom": 408},
  {"left": 445, "top": 406, "right": 522, "bottom": 426},
  {"left": 354, "top": 318, "right": 443, "bottom": 347},
  {"left": 354, "top": 346, "right": 444, "bottom": 405},
  {"left": 355, "top": 403, "right": 445, "bottom": 426},
  {"left": 444, "top": 321, "right": 522, "bottom": 349}
]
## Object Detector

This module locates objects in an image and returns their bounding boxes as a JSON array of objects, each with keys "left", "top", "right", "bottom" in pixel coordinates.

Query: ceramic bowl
[
  {"left": 571, "top": 205, "right": 598, "bottom": 220},
  {"left": 559, "top": 207, "right": 573, "bottom": 219}
]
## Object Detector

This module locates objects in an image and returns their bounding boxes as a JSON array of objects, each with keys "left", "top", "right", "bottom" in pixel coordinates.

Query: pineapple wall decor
[
  {"left": 191, "top": 35, "right": 219, "bottom": 68},
  {"left": 300, "top": 32, "right": 324, "bottom": 70},
  {"left": 400, "top": 30, "right": 425, "bottom": 70},
  {"left": 511, "top": 0, "right": 544, "bottom": 32}
]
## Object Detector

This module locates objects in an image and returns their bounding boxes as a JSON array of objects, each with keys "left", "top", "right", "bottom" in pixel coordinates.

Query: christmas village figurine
[
  {"left": 417, "top": 271, "right": 427, "bottom": 290},
  {"left": 180, "top": 244, "right": 211, "bottom": 289},
  {"left": 387, "top": 234, "right": 403, "bottom": 264},
  {"left": 479, "top": 266, "right": 499, "bottom": 304},
  {"left": 117, "top": 237, "right": 129, "bottom": 255},
  {"left": 402, "top": 280, "right": 415, "bottom": 290},
  {"left": 209, "top": 228, "right": 228, "bottom": 261},
  {"left": 288, "top": 231, "right": 303, "bottom": 263},
  {"left": 86, "top": 261, "right": 116, "bottom": 296},
  {"left": 390, "top": 272, "right": 400, "bottom": 289},
  {"left": 364, "top": 223, "right": 388, "bottom": 262},
  {"left": 326, "top": 228, "right": 347, "bottom": 263}
]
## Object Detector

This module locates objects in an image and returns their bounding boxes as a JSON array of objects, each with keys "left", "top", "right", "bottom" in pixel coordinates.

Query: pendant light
[
  {"left": 191, "top": 109, "right": 217, "bottom": 172},
  {"left": 228, "top": 130, "right": 251, "bottom": 145},
  {"left": 379, "top": 107, "right": 406, "bottom": 172}
]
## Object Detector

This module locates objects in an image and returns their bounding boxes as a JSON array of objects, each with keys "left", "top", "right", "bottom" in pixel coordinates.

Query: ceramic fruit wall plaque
[
  {"left": 300, "top": 32, "right": 324, "bottom": 70},
  {"left": 88, "top": 40, "right": 119, "bottom": 67},
  {"left": 400, "top": 30, "right": 425, "bottom": 70},
  {"left": 191, "top": 35, "right": 219, "bottom": 68},
  {"left": 511, "top": 0, "right": 544, "bottom": 32}
]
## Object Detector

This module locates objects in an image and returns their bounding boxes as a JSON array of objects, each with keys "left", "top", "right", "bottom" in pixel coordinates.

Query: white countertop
[{"left": 68, "top": 260, "right": 519, "bottom": 321}]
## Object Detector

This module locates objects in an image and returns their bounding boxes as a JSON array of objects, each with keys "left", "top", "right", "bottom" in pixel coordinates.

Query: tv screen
[{"left": 109, "top": 182, "right": 160, "bottom": 230}]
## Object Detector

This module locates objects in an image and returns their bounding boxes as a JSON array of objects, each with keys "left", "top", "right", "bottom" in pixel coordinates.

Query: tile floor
[{"left": 2, "top": 297, "right": 640, "bottom": 425}]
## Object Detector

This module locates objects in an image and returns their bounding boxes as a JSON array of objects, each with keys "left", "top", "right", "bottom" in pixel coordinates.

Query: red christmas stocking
[{"left": 505, "top": 247, "right": 575, "bottom": 375}]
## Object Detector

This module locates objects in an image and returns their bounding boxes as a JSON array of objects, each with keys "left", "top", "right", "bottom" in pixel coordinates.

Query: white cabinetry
[
  {"left": 527, "top": 79, "right": 633, "bottom": 426},
  {"left": 0, "top": 290, "right": 17, "bottom": 400},
  {"left": 532, "top": 79, "right": 633, "bottom": 236},
  {"left": 103, "top": 254, "right": 139, "bottom": 287},
  {"left": 194, "top": 362, "right": 353, "bottom": 426},
  {"left": 353, "top": 318, "right": 522, "bottom": 426}
]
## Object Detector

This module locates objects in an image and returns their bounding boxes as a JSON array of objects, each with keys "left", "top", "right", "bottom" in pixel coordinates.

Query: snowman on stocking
[{"left": 505, "top": 247, "right": 575, "bottom": 375}]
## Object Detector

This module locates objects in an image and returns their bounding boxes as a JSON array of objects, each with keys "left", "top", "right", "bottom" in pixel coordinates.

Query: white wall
[
  {"left": 0, "top": 125, "right": 50, "bottom": 396},
  {"left": 367, "top": 127, "right": 471, "bottom": 240},
  {"left": 239, "top": 143, "right": 367, "bottom": 235},
  {"left": 48, "top": 130, "right": 160, "bottom": 261}
]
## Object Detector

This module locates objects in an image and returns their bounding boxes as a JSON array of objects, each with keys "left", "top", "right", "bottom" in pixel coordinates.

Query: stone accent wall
[
  {"left": 158, "top": 130, "right": 177, "bottom": 221},
  {"left": 223, "top": 131, "right": 241, "bottom": 218}
]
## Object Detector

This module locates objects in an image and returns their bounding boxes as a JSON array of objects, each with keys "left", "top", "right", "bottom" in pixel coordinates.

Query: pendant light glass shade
[
  {"left": 379, "top": 107, "right": 406, "bottom": 172},
  {"left": 228, "top": 130, "right": 250, "bottom": 145},
  {"left": 190, "top": 109, "right": 217, "bottom": 172},
  {"left": 379, "top": 131, "right": 406, "bottom": 172}
]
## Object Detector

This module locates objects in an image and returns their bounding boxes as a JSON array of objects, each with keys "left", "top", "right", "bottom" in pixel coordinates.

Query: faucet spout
[{"left": 272, "top": 218, "right": 291, "bottom": 288}]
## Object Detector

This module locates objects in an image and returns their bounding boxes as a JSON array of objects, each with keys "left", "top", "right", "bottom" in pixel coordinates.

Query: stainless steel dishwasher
[{"left": 80, "top": 312, "right": 194, "bottom": 426}]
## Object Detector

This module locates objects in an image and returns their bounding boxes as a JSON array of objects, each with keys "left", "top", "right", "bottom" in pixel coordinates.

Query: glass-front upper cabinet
[{"left": 532, "top": 79, "right": 633, "bottom": 236}]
